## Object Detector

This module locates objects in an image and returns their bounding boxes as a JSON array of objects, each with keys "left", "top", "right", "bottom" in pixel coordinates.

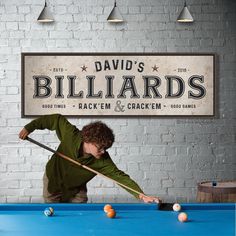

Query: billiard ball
[
  {"left": 48, "top": 207, "right": 54, "bottom": 215},
  {"left": 178, "top": 212, "right": 188, "bottom": 222},
  {"left": 106, "top": 209, "right": 116, "bottom": 218},
  {"left": 173, "top": 203, "right": 181, "bottom": 212},
  {"left": 44, "top": 208, "right": 52, "bottom": 217},
  {"left": 104, "top": 204, "right": 113, "bottom": 213}
]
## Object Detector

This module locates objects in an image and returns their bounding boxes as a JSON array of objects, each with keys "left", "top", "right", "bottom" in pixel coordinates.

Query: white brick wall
[{"left": 0, "top": 0, "right": 235, "bottom": 203}]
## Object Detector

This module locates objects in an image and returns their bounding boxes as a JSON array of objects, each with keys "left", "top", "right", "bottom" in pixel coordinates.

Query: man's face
[{"left": 84, "top": 143, "right": 106, "bottom": 159}]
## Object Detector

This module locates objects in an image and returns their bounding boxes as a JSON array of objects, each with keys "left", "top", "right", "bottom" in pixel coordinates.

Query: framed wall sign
[{"left": 21, "top": 53, "right": 215, "bottom": 117}]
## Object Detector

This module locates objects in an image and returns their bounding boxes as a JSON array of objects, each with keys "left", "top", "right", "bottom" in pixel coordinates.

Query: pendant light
[
  {"left": 107, "top": 0, "right": 124, "bottom": 23},
  {"left": 177, "top": 1, "right": 194, "bottom": 23},
  {"left": 37, "top": 0, "right": 54, "bottom": 23}
]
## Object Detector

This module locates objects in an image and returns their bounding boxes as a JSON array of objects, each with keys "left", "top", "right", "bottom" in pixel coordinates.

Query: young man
[{"left": 19, "top": 114, "right": 160, "bottom": 203}]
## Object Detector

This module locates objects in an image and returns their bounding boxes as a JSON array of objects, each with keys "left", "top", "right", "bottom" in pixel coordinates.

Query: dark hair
[{"left": 82, "top": 121, "right": 115, "bottom": 149}]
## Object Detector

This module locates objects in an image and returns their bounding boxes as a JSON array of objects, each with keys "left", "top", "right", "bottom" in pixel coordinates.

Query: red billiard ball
[{"left": 178, "top": 212, "right": 188, "bottom": 222}]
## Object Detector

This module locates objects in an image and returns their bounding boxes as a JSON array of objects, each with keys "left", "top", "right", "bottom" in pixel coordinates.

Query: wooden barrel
[{"left": 197, "top": 180, "right": 236, "bottom": 203}]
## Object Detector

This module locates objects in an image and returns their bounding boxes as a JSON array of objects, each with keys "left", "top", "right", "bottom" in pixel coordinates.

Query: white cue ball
[{"left": 173, "top": 203, "right": 181, "bottom": 212}]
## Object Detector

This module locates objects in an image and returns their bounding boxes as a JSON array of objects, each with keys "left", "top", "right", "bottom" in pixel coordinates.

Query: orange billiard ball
[
  {"left": 104, "top": 204, "right": 113, "bottom": 213},
  {"left": 178, "top": 212, "right": 188, "bottom": 222},
  {"left": 106, "top": 209, "right": 116, "bottom": 218}
]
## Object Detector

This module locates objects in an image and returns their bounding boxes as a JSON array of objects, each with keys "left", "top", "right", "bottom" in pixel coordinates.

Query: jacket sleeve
[
  {"left": 98, "top": 153, "right": 144, "bottom": 199},
  {"left": 24, "top": 114, "right": 77, "bottom": 141}
]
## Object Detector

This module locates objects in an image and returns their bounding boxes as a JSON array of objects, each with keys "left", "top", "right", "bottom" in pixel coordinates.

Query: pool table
[{"left": 0, "top": 203, "right": 234, "bottom": 236}]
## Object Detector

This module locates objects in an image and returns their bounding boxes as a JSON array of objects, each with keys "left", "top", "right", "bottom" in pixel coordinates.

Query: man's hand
[
  {"left": 139, "top": 194, "right": 161, "bottom": 204},
  {"left": 19, "top": 128, "right": 29, "bottom": 140}
]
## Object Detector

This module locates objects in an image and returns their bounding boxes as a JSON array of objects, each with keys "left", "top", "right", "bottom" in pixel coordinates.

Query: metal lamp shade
[
  {"left": 107, "top": 2, "right": 124, "bottom": 22},
  {"left": 177, "top": 3, "right": 194, "bottom": 23},
  {"left": 37, "top": 2, "right": 54, "bottom": 22}
]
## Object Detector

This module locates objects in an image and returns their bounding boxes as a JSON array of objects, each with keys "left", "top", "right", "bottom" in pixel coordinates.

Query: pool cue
[{"left": 25, "top": 136, "right": 148, "bottom": 198}]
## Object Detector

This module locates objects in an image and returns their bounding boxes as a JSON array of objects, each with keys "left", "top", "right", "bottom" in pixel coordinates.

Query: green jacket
[{"left": 25, "top": 114, "right": 143, "bottom": 202}]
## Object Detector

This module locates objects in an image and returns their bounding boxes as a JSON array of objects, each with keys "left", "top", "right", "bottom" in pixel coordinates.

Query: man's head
[{"left": 82, "top": 121, "right": 115, "bottom": 159}]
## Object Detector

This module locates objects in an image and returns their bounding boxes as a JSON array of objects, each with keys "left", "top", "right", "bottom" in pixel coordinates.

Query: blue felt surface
[{"left": 0, "top": 203, "right": 235, "bottom": 236}]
